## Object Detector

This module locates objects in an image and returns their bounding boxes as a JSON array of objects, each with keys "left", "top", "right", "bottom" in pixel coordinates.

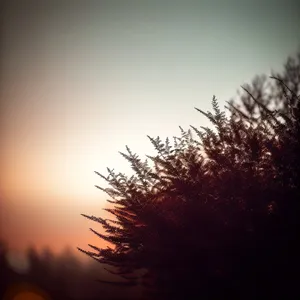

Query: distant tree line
[{"left": 0, "top": 240, "right": 142, "bottom": 299}]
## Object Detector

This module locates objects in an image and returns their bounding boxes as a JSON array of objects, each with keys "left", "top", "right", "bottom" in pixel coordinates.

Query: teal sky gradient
[{"left": 0, "top": 0, "right": 299, "bottom": 254}]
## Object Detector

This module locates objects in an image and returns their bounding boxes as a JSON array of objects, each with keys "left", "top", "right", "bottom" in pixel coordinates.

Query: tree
[
  {"left": 228, "top": 51, "right": 300, "bottom": 123},
  {"left": 79, "top": 52, "right": 300, "bottom": 299}
]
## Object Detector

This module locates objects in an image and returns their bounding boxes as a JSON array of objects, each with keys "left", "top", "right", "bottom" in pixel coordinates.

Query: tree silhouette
[
  {"left": 228, "top": 52, "right": 300, "bottom": 123},
  {"left": 79, "top": 52, "right": 300, "bottom": 299}
]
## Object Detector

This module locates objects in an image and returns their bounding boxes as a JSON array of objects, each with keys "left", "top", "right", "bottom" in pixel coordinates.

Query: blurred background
[{"left": 0, "top": 0, "right": 299, "bottom": 299}]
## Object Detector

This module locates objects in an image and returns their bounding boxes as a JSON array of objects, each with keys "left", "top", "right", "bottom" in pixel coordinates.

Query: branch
[
  {"left": 225, "top": 101, "right": 250, "bottom": 120},
  {"left": 270, "top": 76, "right": 300, "bottom": 101}
]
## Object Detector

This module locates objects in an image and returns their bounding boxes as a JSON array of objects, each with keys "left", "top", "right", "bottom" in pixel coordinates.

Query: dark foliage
[{"left": 79, "top": 52, "right": 300, "bottom": 299}]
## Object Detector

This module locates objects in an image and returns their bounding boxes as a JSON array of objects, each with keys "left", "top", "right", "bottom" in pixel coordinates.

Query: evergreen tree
[{"left": 79, "top": 52, "right": 300, "bottom": 299}]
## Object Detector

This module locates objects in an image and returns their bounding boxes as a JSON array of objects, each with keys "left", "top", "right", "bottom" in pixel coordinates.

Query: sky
[{"left": 0, "top": 0, "right": 299, "bottom": 258}]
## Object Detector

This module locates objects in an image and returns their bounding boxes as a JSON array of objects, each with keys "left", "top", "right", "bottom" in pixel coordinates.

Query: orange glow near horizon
[
  {"left": 2, "top": 283, "right": 51, "bottom": 300},
  {"left": 1, "top": 0, "right": 299, "bottom": 260}
]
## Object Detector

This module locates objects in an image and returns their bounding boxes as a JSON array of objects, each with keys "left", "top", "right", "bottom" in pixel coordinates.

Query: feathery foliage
[{"left": 79, "top": 52, "right": 300, "bottom": 299}]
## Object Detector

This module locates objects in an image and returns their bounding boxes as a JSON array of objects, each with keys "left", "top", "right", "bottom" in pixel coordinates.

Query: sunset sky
[{"left": 0, "top": 0, "right": 299, "bottom": 258}]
